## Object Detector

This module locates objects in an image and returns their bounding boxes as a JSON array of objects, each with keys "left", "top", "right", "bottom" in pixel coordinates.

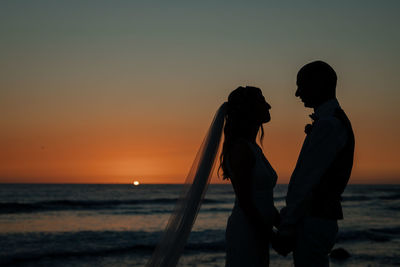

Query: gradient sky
[{"left": 1, "top": 1, "right": 399, "bottom": 184}]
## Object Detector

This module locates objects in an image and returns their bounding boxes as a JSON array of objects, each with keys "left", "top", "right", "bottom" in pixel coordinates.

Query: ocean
[{"left": 0, "top": 184, "right": 399, "bottom": 267}]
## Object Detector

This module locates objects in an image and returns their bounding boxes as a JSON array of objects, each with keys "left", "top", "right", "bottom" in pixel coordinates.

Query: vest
[{"left": 310, "top": 108, "right": 355, "bottom": 220}]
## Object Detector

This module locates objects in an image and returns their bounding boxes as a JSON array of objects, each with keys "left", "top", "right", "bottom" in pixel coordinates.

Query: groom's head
[{"left": 296, "top": 60, "right": 337, "bottom": 108}]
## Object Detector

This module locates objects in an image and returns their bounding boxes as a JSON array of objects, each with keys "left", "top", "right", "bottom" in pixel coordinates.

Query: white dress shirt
[{"left": 281, "top": 98, "right": 349, "bottom": 228}]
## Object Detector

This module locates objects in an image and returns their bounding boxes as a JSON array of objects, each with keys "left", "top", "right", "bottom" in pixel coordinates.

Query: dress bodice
[
  {"left": 248, "top": 142, "right": 277, "bottom": 193},
  {"left": 229, "top": 141, "right": 277, "bottom": 225}
]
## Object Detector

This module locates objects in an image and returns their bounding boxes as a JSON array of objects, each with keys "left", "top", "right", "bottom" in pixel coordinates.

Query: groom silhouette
[{"left": 274, "top": 61, "right": 355, "bottom": 266}]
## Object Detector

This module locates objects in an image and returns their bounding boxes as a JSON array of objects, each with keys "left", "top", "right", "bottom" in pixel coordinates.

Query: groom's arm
[{"left": 280, "top": 117, "right": 347, "bottom": 232}]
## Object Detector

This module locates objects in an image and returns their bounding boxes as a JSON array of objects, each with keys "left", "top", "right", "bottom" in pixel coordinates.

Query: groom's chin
[{"left": 299, "top": 98, "right": 311, "bottom": 108}]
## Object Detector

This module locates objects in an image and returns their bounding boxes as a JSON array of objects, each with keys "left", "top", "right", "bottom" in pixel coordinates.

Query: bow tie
[
  {"left": 305, "top": 124, "right": 313, "bottom": 135},
  {"left": 305, "top": 113, "right": 319, "bottom": 135}
]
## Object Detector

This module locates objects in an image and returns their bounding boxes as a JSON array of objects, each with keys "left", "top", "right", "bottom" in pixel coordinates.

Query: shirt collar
[{"left": 314, "top": 98, "right": 340, "bottom": 119}]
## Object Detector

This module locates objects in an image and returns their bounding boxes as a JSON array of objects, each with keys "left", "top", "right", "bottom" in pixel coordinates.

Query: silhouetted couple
[
  {"left": 223, "top": 61, "right": 354, "bottom": 267},
  {"left": 146, "top": 61, "right": 354, "bottom": 267}
]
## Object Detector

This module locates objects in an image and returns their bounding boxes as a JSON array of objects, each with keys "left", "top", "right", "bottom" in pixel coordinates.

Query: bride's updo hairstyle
[{"left": 219, "top": 86, "right": 265, "bottom": 180}]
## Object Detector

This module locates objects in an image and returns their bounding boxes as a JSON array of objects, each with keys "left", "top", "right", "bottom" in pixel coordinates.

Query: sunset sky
[{"left": 1, "top": 1, "right": 399, "bottom": 184}]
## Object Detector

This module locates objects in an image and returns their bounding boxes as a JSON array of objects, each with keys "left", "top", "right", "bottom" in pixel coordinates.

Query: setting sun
[{"left": 133, "top": 181, "right": 140, "bottom": 186}]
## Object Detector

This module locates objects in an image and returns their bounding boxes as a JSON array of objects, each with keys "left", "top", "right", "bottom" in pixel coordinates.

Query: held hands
[
  {"left": 271, "top": 207, "right": 296, "bottom": 256},
  {"left": 271, "top": 226, "right": 296, "bottom": 257}
]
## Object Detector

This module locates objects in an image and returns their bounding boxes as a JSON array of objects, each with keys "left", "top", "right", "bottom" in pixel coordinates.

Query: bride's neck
[{"left": 241, "top": 124, "right": 259, "bottom": 143}]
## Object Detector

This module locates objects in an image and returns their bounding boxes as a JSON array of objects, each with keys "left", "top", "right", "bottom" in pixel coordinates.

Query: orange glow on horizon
[{"left": 1, "top": 120, "right": 399, "bottom": 184}]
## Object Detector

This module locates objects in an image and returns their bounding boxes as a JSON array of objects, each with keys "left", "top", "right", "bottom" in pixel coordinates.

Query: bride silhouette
[{"left": 147, "top": 86, "right": 278, "bottom": 267}]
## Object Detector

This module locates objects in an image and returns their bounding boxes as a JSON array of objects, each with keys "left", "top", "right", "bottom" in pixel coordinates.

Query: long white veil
[{"left": 146, "top": 103, "right": 227, "bottom": 267}]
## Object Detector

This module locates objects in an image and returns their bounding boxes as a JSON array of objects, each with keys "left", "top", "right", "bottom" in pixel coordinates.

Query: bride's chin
[{"left": 262, "top": 117, "right": 271, "bottom": 124}]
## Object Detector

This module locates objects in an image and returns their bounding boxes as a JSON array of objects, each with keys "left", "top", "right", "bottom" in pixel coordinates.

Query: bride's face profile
[
  {"left": 255, "top": 92, "right": 271, "bottom": 124},
  {"left": 227, "top": 86, "right": 271, "bottom": 126}
]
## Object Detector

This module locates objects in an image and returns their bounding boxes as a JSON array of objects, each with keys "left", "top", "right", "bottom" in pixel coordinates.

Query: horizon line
[{"left": 1, "top": 182, "right": 399, "bottom": 185}]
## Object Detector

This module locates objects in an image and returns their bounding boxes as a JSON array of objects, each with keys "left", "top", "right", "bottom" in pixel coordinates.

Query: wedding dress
[{"left": 225, "top": 141, "right": 277, "bottom": 267}]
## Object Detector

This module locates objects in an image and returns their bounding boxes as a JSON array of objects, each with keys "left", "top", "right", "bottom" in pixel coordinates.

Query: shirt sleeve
[{"left": 280, "top": 117, "right": 348, "bottom": 228}]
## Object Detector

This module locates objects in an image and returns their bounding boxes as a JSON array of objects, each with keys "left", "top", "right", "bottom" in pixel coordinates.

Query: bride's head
[
  {"left": 227, "top": 86, "right": 271, "bottom": 124},
  {"left": 219, "top": 86, "right": 271, "bottom": 179}
]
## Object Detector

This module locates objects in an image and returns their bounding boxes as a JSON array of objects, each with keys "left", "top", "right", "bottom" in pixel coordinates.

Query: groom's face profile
[
  {"left": 295, "top": 75, "right": 317, "bottom": 108},
  {"left": 295, "top": 61, "right": 337, "bottom": 108}
]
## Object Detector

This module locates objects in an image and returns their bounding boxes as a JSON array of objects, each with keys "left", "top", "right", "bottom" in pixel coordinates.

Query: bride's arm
[{"left": 229, "top": 140, "right": 270, "bottom": 236}]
